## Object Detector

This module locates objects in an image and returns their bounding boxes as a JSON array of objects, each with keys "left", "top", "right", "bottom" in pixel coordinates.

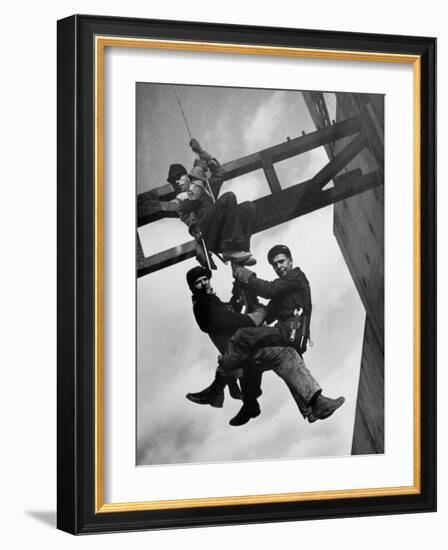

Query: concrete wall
[
  {"left": 333, "top": 93, "right": 384, "bottom": 454},
  {"left": 304, "top": 91, "right": 385, "bottom": 454}
]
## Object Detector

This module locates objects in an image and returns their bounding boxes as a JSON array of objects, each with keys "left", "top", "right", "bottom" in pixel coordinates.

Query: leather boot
[
  {"left": 308, "top": 394, "right": 345, "bottom": 423},
  {"left": 186, "top": 377, "right": 225, "bottom": 408},
  {"left": 221, "top": 250, "right": 256, "bottom": 266},
  {"left": 229, "top": 400, "right": 261, "bottom": 426}
]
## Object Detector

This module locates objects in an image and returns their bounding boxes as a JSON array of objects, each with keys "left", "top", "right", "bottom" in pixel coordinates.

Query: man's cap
[
  {"left": 189, "top": 166, "right": 206, "bottom": 182},
  {"left": 267, "top": 244, "right": 292, "bottom": 264},
  {"left": 186, "top": 266, "right": 212, "bottom": 289},
  {"left": 167, "top": 163, "right": 187, "bottom": 185}
]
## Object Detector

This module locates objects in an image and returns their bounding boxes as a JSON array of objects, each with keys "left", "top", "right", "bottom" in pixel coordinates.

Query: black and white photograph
[
  {"left": 136, "top": 83, "right": 384, "bottom": 466},
  {"left": 0, "top": 0, "right": 442, "bottom": 542}
]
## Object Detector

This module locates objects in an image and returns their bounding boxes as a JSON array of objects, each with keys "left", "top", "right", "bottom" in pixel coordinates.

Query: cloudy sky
[{"left": 136, "top": 83, "right": 365, "bottom": 466}]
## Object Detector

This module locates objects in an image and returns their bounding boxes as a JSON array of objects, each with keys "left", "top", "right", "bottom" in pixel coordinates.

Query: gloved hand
[
  {"left": 189, "top": 223, "right": 202, "bottom": 241},
  {"left": 189, "top": 138, "right": 201, "bottom": 153},
  {"left": 247, "top": 306, "right": 267, "bottom": 327},
  {"left": 229, "top": 281, "right": 244, "bottom": 312},
  {"left": 232, "top": 264, "right": 255, "bottom": 284}
]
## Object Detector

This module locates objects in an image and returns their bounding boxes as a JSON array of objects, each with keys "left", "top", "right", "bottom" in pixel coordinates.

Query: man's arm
[
  {"left": 170, "top": 182, "right": 205, "bottom": 214},
  {"left": 235, "top": 267, "right": 309, "bottom": 300},
  {"left": 190, "top": 139, "right": 224, "bottom": 177},
  {"left": 234, "top": 266, "right": 312, "bottom": 328}
]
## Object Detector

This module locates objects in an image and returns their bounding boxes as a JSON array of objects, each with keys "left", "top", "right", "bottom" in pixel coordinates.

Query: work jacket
[
  {"left": 238, "top": 267, "right": 312, "bottom": 336},
  {"left": 192, "top": 292, "right": 255, "bottom": 353},
  {"left": 171, "top": 181, "right": 213, "bottom": 238}
]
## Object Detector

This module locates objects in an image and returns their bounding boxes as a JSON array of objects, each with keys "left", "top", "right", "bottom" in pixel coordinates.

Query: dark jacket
[
  {"left": 244, "top": 267, "right": 312, "bottom": 326},
  {"left": 192, "top": 292, "right": 255, "bottom": 353}
]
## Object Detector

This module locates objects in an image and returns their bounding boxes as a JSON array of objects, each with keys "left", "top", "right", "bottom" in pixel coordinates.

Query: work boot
[
  {"left": 308, "top": 394, "right": 345, "bottom": 423},
  {"left": 229, "top": 401, "right": 261, "bottom": 427},
  {"left": 237, "top": 255, "right": 257, "bottom": 267},
  {"left": 222, "top": 250, "right": 256, "bottom": 266},
  {"left": 185, "top": 379, "right": 225, "bottom": 408},
  {"left": 186, "top": 388, "right": 224, "bottom": 408}
]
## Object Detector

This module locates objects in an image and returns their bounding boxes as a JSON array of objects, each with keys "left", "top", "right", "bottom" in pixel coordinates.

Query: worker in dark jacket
[
  {"left": 220, "top": 244, "right": 345, "bottom": 423},
  {"left": 222, "top": 245, "right": 312, "bottom": 366},
  {"left": 185, "top": 266, "right": 264, "bottom": 426}
]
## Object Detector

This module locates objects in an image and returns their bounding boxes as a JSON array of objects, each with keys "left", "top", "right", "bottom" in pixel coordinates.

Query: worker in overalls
[
  {"left": 166, "top": 139, "right": 257, "bottom": 267},
  {"left": 219, "top": 244, "right": 345, "bottom": 424}
]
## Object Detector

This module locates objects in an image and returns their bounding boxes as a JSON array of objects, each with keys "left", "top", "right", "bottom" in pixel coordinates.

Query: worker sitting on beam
[{"left": 166, "top": 140, "right": 257, "bottom": 267}]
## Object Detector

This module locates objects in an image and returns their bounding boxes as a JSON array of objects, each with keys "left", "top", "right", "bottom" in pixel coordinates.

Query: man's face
[
  {"left": 176, "top": 174, "right": 190, "bottom": 192},
  {"left": 271, "top": 253, "right": 293, "bottom": 278},
  {"left": 193, "top": 275, "right": 212, "bottom": 294}
]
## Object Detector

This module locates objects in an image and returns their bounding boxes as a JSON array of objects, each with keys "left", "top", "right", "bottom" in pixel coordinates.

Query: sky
[{"left": 136, "top": 83, "right": 366, "bottom": 466}]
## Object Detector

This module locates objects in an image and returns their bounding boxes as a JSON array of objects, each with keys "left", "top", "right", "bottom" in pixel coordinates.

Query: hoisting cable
[
  {"left": 172, "top": 85, "right": 218, "bottom": 271},
  {"left": 172, "top": 85, "right": 216, "bottom": 204},
  {"left": 173, "top": 85, "right": 193, "bottom": 141}
]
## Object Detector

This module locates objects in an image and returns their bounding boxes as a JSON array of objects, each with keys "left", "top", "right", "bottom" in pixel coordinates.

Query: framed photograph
[{"left": 57, "top": 15, "right": 436, "bottom": 534}]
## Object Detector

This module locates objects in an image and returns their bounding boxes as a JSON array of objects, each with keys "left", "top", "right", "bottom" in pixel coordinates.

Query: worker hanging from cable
[{"left": 165, "top": 87, "right": 257, "bottom": 268}]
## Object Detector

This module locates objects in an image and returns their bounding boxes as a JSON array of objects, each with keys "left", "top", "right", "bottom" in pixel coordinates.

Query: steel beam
[
  {"left": 311, "top": 133, "right": 368, "bottom": 190},
  {"left": 138, "top": 199, "right": 179, "bottom": 226},
  {"left": 261, "top": 153, "right": 282, "bottom": 194},
  {"left": 137, "top": 115, "right": 362, "bottom": 227},
  {"left": 138, "top": 169, "right": 381, "bottom": 277},
  {"left": 137, "top": 233, "right": 145, "bottom": 267},
  {"left": 138, "top": 240, "right": 197, "bottom": 277},
  {"left": 221, "top": 115, "right": 361, "bottom": 181}
]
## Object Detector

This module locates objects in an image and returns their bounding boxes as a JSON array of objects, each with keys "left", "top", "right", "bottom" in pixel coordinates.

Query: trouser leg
[
  {"left": 219, "top": 373, "right": 242, "bottom": 400},
  {"left": 238, "top": 201, "right": 256, "bottom": 252},
  {"left": 209, "top": 175, "right": 223, "bottom": 197},
  {"left": 253, "top": 347, "right": 321, "bottom": 419},
  {"left": 200, "top": 192, "right": 245, "bottom": 253},
  {"left": 222, "top": 326, "right": 285, "bottom": 372},
  {"left": 239, "top": 367, "right": 263, "bottom": 403}
]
